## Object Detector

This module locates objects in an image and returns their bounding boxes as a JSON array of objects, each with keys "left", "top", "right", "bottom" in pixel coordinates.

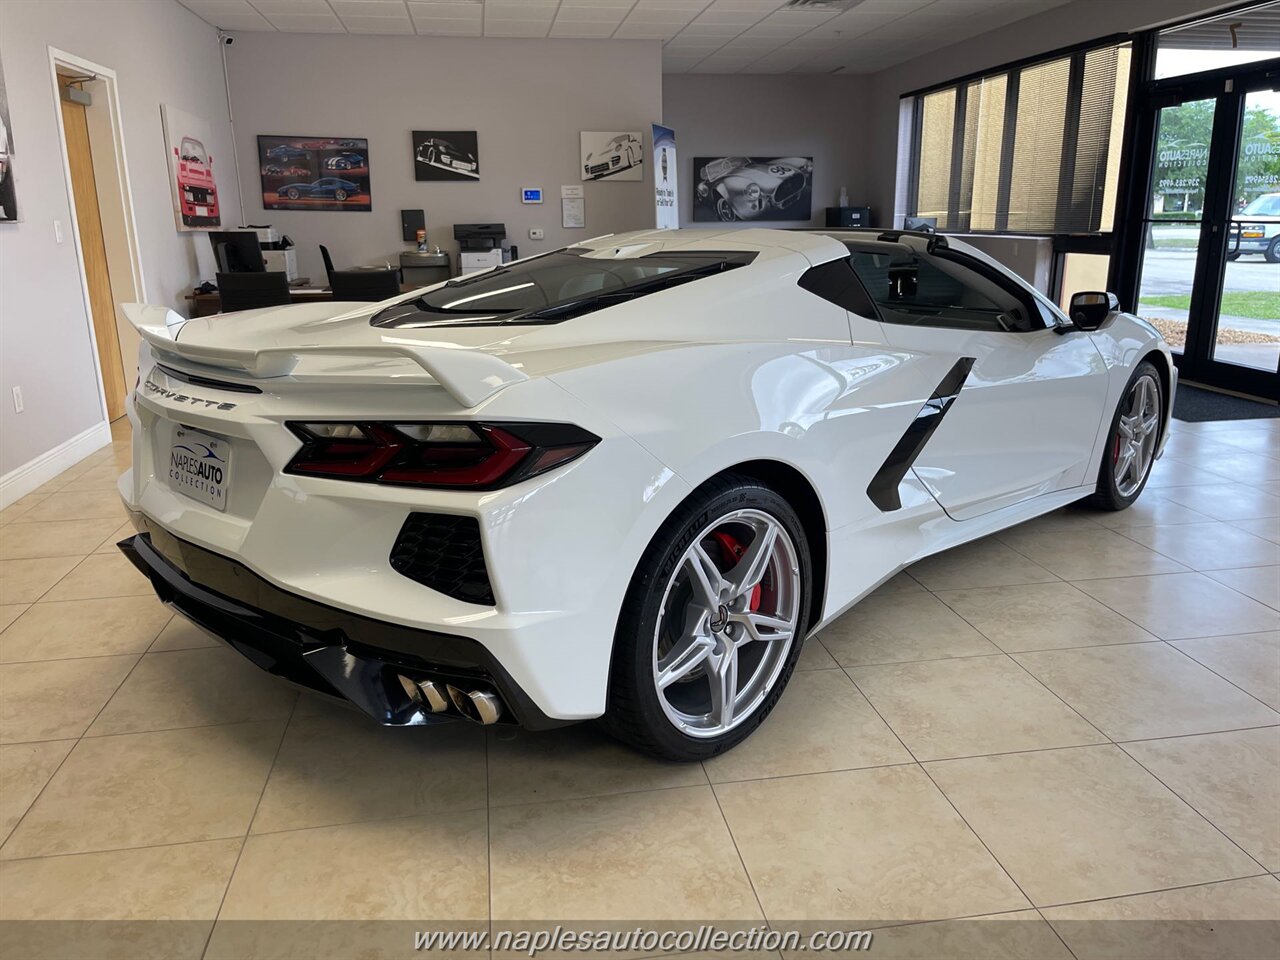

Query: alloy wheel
[
  {"left": 1114, "top": 373, "right": 1160, "bottom": 498},
  {"left": 652, "top": 509, "right": 800, "bottom": 738}
]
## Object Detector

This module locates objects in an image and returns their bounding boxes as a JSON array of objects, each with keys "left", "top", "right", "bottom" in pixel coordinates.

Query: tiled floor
[{"left": 1, "top": 416, "right": 1279, "bottom": 959}]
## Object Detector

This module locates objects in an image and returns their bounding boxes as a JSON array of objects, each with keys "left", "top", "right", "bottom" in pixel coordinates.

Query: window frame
[{"left": 900, "top": 33, "right": 1132, "bottom": 237}]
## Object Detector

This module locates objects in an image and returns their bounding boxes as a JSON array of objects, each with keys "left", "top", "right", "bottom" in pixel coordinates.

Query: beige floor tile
[
  {"left": 489, "top": 723, "right": 705, "bottom": 806},
  {"left": 850, "top": 655, "right": 1105, "bottom": 761},
  {"left": 868, "top": 571, "right": 927, "bottom": 596},
  {"left": 1, "top": 720, "right": 285, "bottom": 859},
  {"left": 1232, "top": 515, "right": 1280, "bottom": 544},
  {"left": 1198, "top": 450, "right": 1280, "bottom": 485},
  {"left": 704, "top": 668, "right": 910, "bottom": 782},
  {"left": 0, "top": 604, "right": 25, "bottom": 633},
  {"left": 1170, "top": 632, "right": 1280, "bottom": 711},
  {"left": 491, "top": 786, "right": 762, "bottom": 921},
  {"left": 997, "top": 526, "right": 1188, "bottom": 580},
  {"left": 1157, "top": 483, "right": 1280, "bottom": 521},
  {"left": 1089, "top": 495, "right": 1213, "bottom": 529},
  {"left": 0, "top": 739, "right": 74, "bottom": 838},
  {"left": 926, "top": 745, "right": 1259, "bottom": 906},
  {"left": 60, "top": 461, "right": 127, "bottom": 491},
  {"left": 0, "top": 837, "right": 239, "bottom": 918},
  {"left": 934, "top": 581, "right": 1157, "bottom": 653},
  {"left": 907, "top": 538, "right": 1058, "bottom": 591},
  {"left": 93, "top": 520, "right": 136, "bottom": 554},
  {"left": 0, "top": 595, "right": 171, "bottom": 662},
  {"left": 1146, "top": 458, "right": 1242, "bottom": 489},
  {"left": 0, "top": 839, "right": 239, "bottom": 960},
  {"left": 0, "top": 494, "right": 47, "bottom": 525},
  {"left": 795, "top": 636, "right": 838, "bottom": 670},
  {"left": 221, "top": 812, "right": 488, "bottom": 921},
  {"left": 149, "top": 614, "right": 218, "bottom": 651},
  {"left": 0, "top": 555, "right": 80, "bottom": 604},
  {"left": 0, "top": 655, "right": 137, "bottom": 744},
  {"left": 21, "top": 489, "right": 128, "bottom": 523},
  {"left": 1121, "top": 522, "right": 1280, "bottom": 572},
  {"left": 1041, "top": 875, "right": 1280, "bottom": 960},
  {"left": 843, "top": 911, "right": 1074, "bottom": 959},
  {"left": 42, "top": 551, "right": 154, "bottom": 602},
  {"left": 87, "top": 646, "right": 297, "bottom": 737},
  {"left": 716, "top": 764, "right": 1027, "bottom": 923},
  {"left": 1123, "top": 727, "right": 1279, "bottom": 871},
  {"left": 251, "top": 706, "right": 484, "bottom": 834},
  {"left": 0, "top": 518, "right": 122, "bottom": 560},
  {"left": 1015, "top": 642, "right": 1278, "bottom": 740},
  {"left": 1206, "top": 566, "right": 1280, "bottom": 610},
  {"left": 1074, "top": 572, "right": 1280, "bottom": 641},
  {"left": 819, "top": 592, "right": 1000, "bottom": 667}
]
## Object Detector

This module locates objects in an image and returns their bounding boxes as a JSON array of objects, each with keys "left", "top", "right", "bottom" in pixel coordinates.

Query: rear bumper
[{"left": 118, "top": 518, "right": 564, "bottom": 730}]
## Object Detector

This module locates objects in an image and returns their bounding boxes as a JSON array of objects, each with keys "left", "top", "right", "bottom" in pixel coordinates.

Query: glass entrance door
[{"left": 1126, "top": 62, "right": 1280, "bottom": 400}]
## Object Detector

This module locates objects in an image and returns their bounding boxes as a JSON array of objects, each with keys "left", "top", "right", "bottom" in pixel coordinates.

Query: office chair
[
  {"left": 319, "top": 244, "right": 336, "bottom": 283},
  {"left": 216, "top": 272, "right": 292, "bottom": 313},
  {"left": 329, "top": 269, "right": 401, "bottom": 302}
]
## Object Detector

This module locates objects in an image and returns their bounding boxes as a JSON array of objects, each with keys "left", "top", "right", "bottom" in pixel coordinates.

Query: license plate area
[{"left": 168, "top": 427, "right": 232, "bottom": 511}]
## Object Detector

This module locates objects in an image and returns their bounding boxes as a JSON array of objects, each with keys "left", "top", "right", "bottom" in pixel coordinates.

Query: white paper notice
[{"left": 562, "top": 196, "right": 585, "bottom": 228}]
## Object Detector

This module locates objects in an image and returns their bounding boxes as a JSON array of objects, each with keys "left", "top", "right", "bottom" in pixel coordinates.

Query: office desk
[{"left": 185, "top": 284, "right": 416, "bottom": 318}]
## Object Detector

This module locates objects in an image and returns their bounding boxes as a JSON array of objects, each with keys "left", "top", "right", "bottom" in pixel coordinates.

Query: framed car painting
[
  {"left": 412, "top": 131, "right": 479, "bottom": 182},
  {"left": 692, "top": 155, "right": 813, "bottom": 223},
  {"left": 257, "top": 135, "right": 371, "bottom": 212},
  {"left": 162, "top": 104, "right": 223, "bottom": 230},
  {"left": 581, "top": 131, "right": 643, "bottom": 182}
]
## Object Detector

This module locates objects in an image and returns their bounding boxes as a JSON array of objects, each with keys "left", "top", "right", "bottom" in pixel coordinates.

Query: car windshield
[
  {"left": 1240, "top": 194, "right": 1280, "bottom": 216},
  {"left": 180, "top": 139, "right": 207, "bottom": 163},
  {"left": 371, "top": 249, "right": 755, "bottom": 328},
  {"left": 702, "top": 157, "right": 748, "bottom": 181}
]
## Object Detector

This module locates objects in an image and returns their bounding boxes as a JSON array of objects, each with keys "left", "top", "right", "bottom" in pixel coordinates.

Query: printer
[{"left": 455, "top": 223, "right": 514, "bottom": 276}]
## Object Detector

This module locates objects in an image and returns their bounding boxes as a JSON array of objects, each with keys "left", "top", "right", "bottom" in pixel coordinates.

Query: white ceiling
[{"left": 176, "top": 0, "right": 1071, "bottom": 74}]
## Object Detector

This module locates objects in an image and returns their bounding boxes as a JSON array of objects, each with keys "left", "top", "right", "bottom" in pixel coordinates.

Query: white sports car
[{"left": 119, "top": 228, "right": 1173, "bottom": 760}]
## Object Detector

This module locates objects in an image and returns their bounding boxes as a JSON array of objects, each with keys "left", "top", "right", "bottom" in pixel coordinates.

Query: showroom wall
[
  {"left": 863, "top": 0, "right": 1240, "bottom": 221},
  {"left": 661, "top": 73, "right": 872, "bottom": 227},
  {"left": 224, "top": 33, "right": 662, "bottom": 283},
  {"left": 0, "top": 0, "right": 241, "bottom": 487}
]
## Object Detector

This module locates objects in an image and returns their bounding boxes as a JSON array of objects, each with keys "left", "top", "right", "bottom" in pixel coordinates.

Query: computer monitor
[{"left": 209, "top": 231, "right": 265, "bottom": 273}]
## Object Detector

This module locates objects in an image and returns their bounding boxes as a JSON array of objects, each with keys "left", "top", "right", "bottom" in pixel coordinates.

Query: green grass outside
[{"left": 1140, "top": 291, "right": 1280, "bottom": 320}]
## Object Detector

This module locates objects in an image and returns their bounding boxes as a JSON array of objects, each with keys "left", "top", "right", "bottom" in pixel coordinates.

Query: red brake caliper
[{"left": 709, "top": 531, "right": 762, "bottom": 612}]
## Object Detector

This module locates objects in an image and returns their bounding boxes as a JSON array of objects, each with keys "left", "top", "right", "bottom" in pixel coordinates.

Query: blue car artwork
[
  {"left": 277, "top": 178, "right": 359, "bottom": 202},
  {"left": 324, "top": 153, "right": 364, "bottom": 170}
]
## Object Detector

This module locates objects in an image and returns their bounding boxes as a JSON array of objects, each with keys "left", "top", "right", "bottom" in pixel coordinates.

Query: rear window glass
[{"left": 372, "top": 249, "right": 755, "bottom": 328}]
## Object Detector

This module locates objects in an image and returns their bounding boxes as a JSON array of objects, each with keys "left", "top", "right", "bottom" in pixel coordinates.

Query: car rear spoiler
[{"left": 122, "top": 303, "right": 528, "bottom": 408}]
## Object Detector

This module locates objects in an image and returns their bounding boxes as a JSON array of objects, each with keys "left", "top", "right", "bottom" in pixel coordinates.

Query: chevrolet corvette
[{"left": 119, "top": 228, "right": 1173, "bottom": 760}]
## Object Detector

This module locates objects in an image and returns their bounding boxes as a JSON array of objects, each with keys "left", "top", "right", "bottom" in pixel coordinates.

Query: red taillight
[{"left": 283, "top": 421, "right": 598, "bottom": 489}]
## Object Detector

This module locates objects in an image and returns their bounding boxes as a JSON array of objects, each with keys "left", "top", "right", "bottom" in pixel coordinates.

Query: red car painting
[{"left": 174, "top": 136, "right": 220, "bottom": 228}]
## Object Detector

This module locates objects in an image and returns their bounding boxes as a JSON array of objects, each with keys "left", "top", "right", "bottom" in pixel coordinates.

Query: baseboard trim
[{"left": 0, "top": 421, "right": 113, "bottom": 509}]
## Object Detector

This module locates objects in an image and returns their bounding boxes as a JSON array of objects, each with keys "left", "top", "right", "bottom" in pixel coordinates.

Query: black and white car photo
[{"left": 412, "top": 130, "right": 479, "bottom": 182}]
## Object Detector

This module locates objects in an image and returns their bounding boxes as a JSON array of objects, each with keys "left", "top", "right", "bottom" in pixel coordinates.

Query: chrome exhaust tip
[
  {"left": 445, "top": 684, "right": 504, "bottom": 725},
  {"left": 417, "top": 680, "right": 450, "bottom": 714},
  {"left": 398, "top": 674, "right": 423, "bottom": 705}
]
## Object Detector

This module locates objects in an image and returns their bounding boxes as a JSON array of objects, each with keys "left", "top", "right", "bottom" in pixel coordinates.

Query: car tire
[
  {"left": 286, "top": 188, "right": 300, "bottom": 200},
  {"left": 600, "top": 474, "right": 812, "bottom": 761},
  {"left": 1084, "top": 359, "right": 1164, "bottom": 511},
  {"left": 1266, "top": 238, "right": 1280, "bottom": 264},
  {"left": 334, "top": 189, "right": 348, "bottom": 201},
  {"left": 715, "top": 197, "right": 738, "bottom": 223}
]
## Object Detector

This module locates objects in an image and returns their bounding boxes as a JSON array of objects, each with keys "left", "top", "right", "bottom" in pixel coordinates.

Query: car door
[{"left": 846, "top": 240, "right": 1111, "bottom": 521}]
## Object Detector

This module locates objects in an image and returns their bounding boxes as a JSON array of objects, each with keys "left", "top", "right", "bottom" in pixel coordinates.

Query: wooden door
[{"left": 60, "top": 90, "right": 126, "bottom": 420}]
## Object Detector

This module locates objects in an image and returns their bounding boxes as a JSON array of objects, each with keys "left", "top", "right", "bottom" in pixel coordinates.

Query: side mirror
[{"left": 1068, "top": 291, "right": 1120, "bottom": 330}]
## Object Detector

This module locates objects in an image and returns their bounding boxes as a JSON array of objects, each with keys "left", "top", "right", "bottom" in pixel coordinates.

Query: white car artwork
[
  {"left": 118, "top": 227, "right": 1173, "bottom": 760},
  {"left": 584, "top": 133, "right": 643, "bottom": 181}
]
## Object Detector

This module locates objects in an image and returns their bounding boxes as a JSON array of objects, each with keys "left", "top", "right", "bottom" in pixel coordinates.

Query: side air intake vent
[{"left": 390, "top": 513, "right": 494, "bottom": 605}]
